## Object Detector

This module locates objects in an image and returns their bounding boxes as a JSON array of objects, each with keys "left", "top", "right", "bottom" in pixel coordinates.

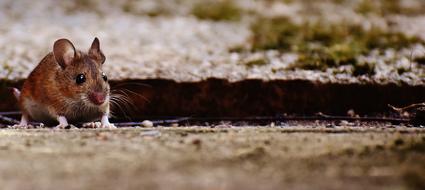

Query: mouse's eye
[
  {"left": 76, "top": 74, "right": 86, "bottom": 84},
  {"left": 102, "top": 72, "right": 108, "bottom": 82}
]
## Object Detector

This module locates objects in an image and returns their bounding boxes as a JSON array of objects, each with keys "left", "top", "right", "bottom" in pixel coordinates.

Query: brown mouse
[{"left": 12, "top": 38, "right": 115, "bottom": 128}]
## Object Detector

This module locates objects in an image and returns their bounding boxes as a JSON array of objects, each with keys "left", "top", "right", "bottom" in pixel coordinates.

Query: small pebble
[
  {"left": 141, "top": 120, "right": 154, "bottom": 128},
  {"left": 347, "top": 109, "right": 357, "bottom": 117}
]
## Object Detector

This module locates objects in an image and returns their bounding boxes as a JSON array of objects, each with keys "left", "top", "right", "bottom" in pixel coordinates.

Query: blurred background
[{"left": 0, "top": 0, "right": 424, "bottom": 84}]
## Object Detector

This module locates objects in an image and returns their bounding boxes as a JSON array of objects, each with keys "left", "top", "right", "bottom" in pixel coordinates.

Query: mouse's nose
[{"left": 89, "top": 92, "right": 106, "bottom": 105}]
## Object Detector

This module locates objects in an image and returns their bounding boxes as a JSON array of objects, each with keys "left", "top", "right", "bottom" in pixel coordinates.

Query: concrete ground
[{"left": 0, "top": 125, "right": 424, "bottom": 190}]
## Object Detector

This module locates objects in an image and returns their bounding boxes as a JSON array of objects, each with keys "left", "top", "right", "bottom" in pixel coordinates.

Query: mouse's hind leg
[
  {"left": 82, "top": 116, "right": 116, "bottom": 129},
  {"left": 10, "top": 114, "right": 29, "bottom": 128},
  {"left": 9, "top": 88, "right": 28, "bottom": 128}
]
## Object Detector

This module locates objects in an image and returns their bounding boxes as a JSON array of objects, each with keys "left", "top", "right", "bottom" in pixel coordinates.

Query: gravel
[{"left": 0, "top": 0, "right": 424, "bottom": 84}]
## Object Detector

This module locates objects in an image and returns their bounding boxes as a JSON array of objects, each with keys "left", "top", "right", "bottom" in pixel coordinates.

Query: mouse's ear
[
  {"left": 53, "top": 39, "right": 76, "bottom": 69},
  {"left": 89, "top": 37, "right": 106, "bottom": 64}
]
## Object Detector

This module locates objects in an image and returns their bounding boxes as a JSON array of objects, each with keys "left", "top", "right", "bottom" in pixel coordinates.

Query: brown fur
[{"left": 19, "top": 38, "right": 110, "bottom": 124}]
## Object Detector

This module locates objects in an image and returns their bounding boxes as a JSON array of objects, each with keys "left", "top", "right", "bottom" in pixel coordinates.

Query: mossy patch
[
  {"left": 192, "top": 0, "right": 242, "bottom": 21},
  {"left": 121, "top": 1, "right": 171, "bottom": 17},
  {"left": 251, "top": 17, "right": 422, "bottom": 71},
  {"left": 355, "top": 0, "right": 425, "bottom": 16},
  {"left": 2, "top": 62, "right": 14, "bottom": 79},
  {"left": 242, "top": 56, "right": 269, "bottom": 67},
  {"left": 245, "top": 59, "right": 268, "bottom": 67},
  {"left": 63, "top": 0, "right": 100, "bottom": 14}
]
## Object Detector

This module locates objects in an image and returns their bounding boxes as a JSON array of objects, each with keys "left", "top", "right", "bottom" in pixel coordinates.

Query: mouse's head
[{"left": 53, "top": 38, "right": 110, "bottom": 107}]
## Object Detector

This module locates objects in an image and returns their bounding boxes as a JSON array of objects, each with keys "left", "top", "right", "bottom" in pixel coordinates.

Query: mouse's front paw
[
  {"left": 100, "top": 115, "right": 116, "bottom": 129},
  {"left": 54, "top": 116, "right": 69, "bottom": 129},
  {"left": 101, "top": 123, "right": 117, "bottom": 129},
  {"left": 54, "top": 123, "right": 69, "bottom": 129},
  {"left": 82, "top": 122, "right": 101, "bottom": 128}
]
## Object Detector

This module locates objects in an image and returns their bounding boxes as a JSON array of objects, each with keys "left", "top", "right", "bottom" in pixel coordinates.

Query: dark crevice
[{"left": 1, "top": 78, "right": 424, "bottom": 118}]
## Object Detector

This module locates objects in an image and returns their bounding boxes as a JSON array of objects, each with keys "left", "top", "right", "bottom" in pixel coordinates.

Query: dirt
[{"left": 0, "top": 125, "right": 424, "bottom": 190}]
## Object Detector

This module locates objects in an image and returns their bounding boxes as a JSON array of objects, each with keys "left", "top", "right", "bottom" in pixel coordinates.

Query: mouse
[{"left": 12, "top": 38, "right": 115, "bottom": 129}]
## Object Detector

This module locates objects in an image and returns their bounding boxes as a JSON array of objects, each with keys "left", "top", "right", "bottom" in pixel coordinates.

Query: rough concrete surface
[
  {"left": 0, "top": 125, "right": 424, "bottom": 190},
  {"left": 0, "top": 0, "right": 424, "bottom": 84}
]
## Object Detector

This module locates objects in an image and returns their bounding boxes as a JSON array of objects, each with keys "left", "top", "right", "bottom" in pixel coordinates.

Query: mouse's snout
[{"left": 88, "top": 92, "right": 106, "bottom": 105}]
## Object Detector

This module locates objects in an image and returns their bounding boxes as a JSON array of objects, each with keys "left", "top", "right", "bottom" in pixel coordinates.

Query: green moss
[
  {"left": 228, "top": 46, "right": 244, "bottom": 53},
  {"left": 289, "top": 51, "right": 331, "bottom": 71},
  {"left": 192, "top": 0, "right": 242, "bottom": 21},
  {"left": 122, "top": 1, "right": 170, "bottom": 17},
  {"left": 331, "top": 0, "right": 345, "bottom": 5},
  {"left": 251, "top": 17, "right": 298, "bottom": 51},
  {"left": 381, "top": 0, "right": 402, "bottom": 15},
  {"left": 252, "top": 17, "right": 420, "bottom": 51},
  {"left": 325, "top": 43, "right": 362, "bottom": 65},
  {"left": 356, "top": 0, "right": 425, "bottom": 16},
  {"left": 244, "top": 57, "right": 269, "bottom": 67},
  {"left": 64, "top": 0, "right": 99, "bottom": 14},
  {"left": 122, "top": 2, "right": 132, "bottom": 13},
  {"left": 2, "top": 62, "right": 14, "bottom": 79},
  {"left": 251, "top": 17, "right": 422, "bottom": 71},
  {"left": 355, "top": 0, "right": 377, "bottom": 15},
  {"left": 364, "top": 29, "right": 421, "bottom": 50},
  {"left": 282, "top": 0, "right": 294, "bottom": 4},
  {"left": 74, "top": 0, "right": 94, "bottom": 9},
  {"left": 379, "top": 0, "right": 425, "bottom": 16}
]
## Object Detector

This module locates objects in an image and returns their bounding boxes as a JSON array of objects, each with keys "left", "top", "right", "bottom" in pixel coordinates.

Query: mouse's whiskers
[{"left": 109, "top": 93, "right": 135, "bottom": 121}]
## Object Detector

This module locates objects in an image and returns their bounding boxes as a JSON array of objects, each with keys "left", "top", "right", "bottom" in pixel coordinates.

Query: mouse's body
[{"left": 13, "top": 38, "right": 115, "bottom": 128}]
